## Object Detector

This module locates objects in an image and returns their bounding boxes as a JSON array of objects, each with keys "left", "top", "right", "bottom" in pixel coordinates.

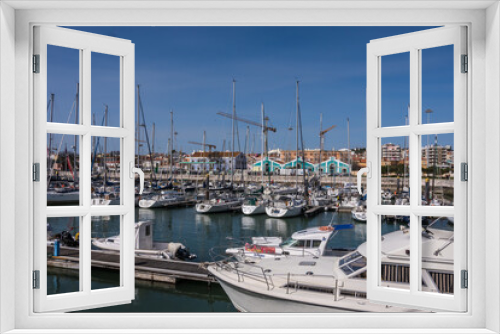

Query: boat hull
[
  {"left": 216, "top": 274, "right": 352, "bottom": 313},
  {"left": 242, "top": 204, "right": 266, "bottom": 215},
  {"left": 265, "top": 205, "right": 303, "bottom": 218},
  {"left": 351, "top": 211, "right": 367, "bottom": 222},
  {"left": 47, "top": 191, "right": 80, "bottom": 205},
  {"left": 195, "top": 200, "right": 241, "bottom": 214}
]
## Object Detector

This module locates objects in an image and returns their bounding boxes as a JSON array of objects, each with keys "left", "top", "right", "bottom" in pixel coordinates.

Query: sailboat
[
  {"left": 91, "top": 105, "right": 121, "bottom": 206},
  {"left": 242, "top": 103, "right": 269, "bottom": 216},
  {"left": 195, "top": 80, "right": 243, "bottom": 214},
  {"left": 266, "top": 81, "right": 307, "bottom": 218},
  {"left": 46, "top": 87, "right": 80, "bottom": 205}
]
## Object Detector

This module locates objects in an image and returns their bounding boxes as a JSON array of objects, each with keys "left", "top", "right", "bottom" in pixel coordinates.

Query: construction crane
[
  {"left": 319, "top": 113, "right": 336, "bottom": 174},
  {"left": 216, "top": 110, "right": 276, "bottom": 156},
  {"left": 216, "top": 112, "right": 277, "bottom": 133},
  {"left": 188, "top": 141, "right": 216, "bottom": 152},
  {"left": 217, "top": 107, "right": 277, "bottom": 180}
]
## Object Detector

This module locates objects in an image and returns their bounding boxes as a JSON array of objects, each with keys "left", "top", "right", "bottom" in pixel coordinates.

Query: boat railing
[
  {"left": 213, "top": 259, "right": 275, "bottom": 291},
  {"left": 273, "top": 272, "right": 345, "bottom": 301}
]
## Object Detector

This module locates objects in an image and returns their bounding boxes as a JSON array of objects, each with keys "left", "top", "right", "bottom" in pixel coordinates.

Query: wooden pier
[{"left": 47, "top": 246, "right": 217, "bottom": 285}]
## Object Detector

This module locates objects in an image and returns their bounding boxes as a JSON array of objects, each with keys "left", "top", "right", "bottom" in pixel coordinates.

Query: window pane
[
  {"left": 91, "top": 137, "right": 121, "bottom": 206},
  {"left": 47, "top": 133, "right": 80, "bottom": 206},
  {"left": 91, "top": 52, "right": 121, "bottom": 128},
  {"left": 47, "top": 216, "right": 81, "bottom": 295},
  {"left": 381, "top": 52, "right": 410, "bottom": 127},
  {"left": 421, "top": 45, "right": 454, "bottom": 124},
  {"left": 380, "top": 215, "right": 410, "bottom": 290},
  {"left": 91, "top": 215, "right": 121, "bottom": 290},
  {"left": 420, "top": 216, "right": 455, "bottom": 294},
  {"left": 381, "top": 137, "right": 409, "bottom": 205},
  {"left": 421, "top": 133, "right": 454, "bottom": 206},
  {"left": 47, "top": 45, "right": 80, "bottom": 124}
]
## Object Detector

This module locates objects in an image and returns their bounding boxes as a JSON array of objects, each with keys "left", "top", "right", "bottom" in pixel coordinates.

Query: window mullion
[
  {"left": 82, "top": 213, "right": 91, "bottom": 294},
  {"left": 409, "top": 47, "right": 420, "bottom": 294},
  {"left": 81, "top": 48, "right": 92, "bottom": 295}
]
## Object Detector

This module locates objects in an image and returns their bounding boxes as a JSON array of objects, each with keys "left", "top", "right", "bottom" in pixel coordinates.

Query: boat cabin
[{"left": 135, "top": 221, "right": 153, "bottom": 250}]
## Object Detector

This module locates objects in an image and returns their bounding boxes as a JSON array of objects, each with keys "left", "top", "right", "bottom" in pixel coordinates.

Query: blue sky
[{"left": 47, "top": 26, "right": 454, "bottom": 154}]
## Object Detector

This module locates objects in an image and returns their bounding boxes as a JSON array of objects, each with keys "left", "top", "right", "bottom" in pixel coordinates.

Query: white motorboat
[
  {"left": 209, "top": 221, "right": 454, "bottom": 312},
  {"left": 265, "top": 199, "right": 305, "bottom": 218},
  {"left": 92, "top": 221, "right": 196, "bottom": 260},
  {"left": 226, "top": 224, "right": 354, "bottom": 259}
]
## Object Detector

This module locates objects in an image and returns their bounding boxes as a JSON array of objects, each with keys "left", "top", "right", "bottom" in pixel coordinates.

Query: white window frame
[
  {"left": 365, "top": 26, "right": 467, "bottom": 312},
  {"left": 0, "top": 1, "right": 498, "bottom": 333},
  {"left": 33, "top": 25, "right": 136, "bottom": 313}
]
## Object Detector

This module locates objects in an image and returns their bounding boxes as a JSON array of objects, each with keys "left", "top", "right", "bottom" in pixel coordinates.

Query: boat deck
[{"left": 47, "top": 246, "right": 217, "bottom": 284}]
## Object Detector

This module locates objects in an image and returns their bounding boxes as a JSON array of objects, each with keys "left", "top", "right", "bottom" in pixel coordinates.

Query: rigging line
[{"left": 298, "top": 103, "right": 308, "bottom": 195}]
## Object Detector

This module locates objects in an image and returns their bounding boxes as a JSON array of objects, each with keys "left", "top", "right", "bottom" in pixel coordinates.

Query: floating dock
[
  {"left": 47, "top": 246, "right": 217, "bottom": 285},
  {"left": 304, "top": 206, "right": 326, "bottom": 217}
]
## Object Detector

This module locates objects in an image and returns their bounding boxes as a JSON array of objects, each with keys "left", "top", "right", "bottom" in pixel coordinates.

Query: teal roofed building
[
  {"left": 316, "top": 157, "right": 351, "bottom": 175},
  {"left": 252, "top": 157, "right": 282, "bottom": 172},
  {"left": 282, "top": 157, "right": 315, "bottom": 171}
]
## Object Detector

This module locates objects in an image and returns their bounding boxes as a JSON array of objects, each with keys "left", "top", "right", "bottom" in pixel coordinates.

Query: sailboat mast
[
  {"left": 261, "top": 103, "right": 265, "bottom": 186},
  {"left": 265, "top": 116, "right": 271, "bottom": 186},
  {"left": 202, "top": 130, "right": 206, "bottom": 175},
  {"left": 347, "top": 117, "right": 351, "bottom": 200},
  {"left": 136, "top": 85, "right": 141, "bottom": 168},
  {"left": 48, "top": 93, "right": 55, "bottom": 187},
  {"left": 104, "top": 105, "right": 108, "bottom": 186},
  {"left": 319, "top": 113, "right": 323, "bottom": 176},
  {"left": 74, "top": 83, "right": 79, "bottom": 183},
  {"left": 170, "top": 110, "right": 174, "bottom": 176},
  {"left": 152, "top": 122, "right": 155, "bottom": 160},
  {"left": 231, "top": 79, "right": 236, "bottom": 185},
  {"left": 296, "top": 81, "right": 299, "bottom": 188},
  {"left": 403, "top": 105, "right": 409, "bottom": 190}
]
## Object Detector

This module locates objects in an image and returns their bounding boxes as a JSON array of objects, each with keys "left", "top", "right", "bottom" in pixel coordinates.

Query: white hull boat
[
  {"left": 242, "top": 199, "right": 268, "bottom": 215},
  {"left": 92, "top": 221, "right": 196, "bottom": 260},
  {"left": 47, "top": 190, "right": 80, "bottom": 205},
  {"left": 242, "top": 204, "right": 266, "bottom": 215},
  {"left": 226, "top": 224, "right": 353, "bottom": 260},
  {"left": 91, "top": 197, "right": 120, "bottom": 206},
  {"left": 139, "top": 192, "right": 186, "bottom": 208},
  {"left": 211, "top": 220, "right": 454, "bottom": 312},
  {"left": 210, "top": 255, "right": 419, "bottom": 313},
  {"left": 351, "top": 207, "right": 367, "bottom": 222},
  {"left": 265, "top": 200, "right": 305, "bottom": 218},
  {"left": 195, "top": 199, "right": 242, "bottom": 213}
]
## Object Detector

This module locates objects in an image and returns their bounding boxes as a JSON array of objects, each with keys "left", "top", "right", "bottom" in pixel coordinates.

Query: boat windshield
[
  {"left": 279, "top": 238, "right": 320, "bottom": 248},
  {"left": 338, "top": 251, "right": 367, "bottom": 276},
  {"left": 279, "top": 238, "right": 299, "bottom": 247}
]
